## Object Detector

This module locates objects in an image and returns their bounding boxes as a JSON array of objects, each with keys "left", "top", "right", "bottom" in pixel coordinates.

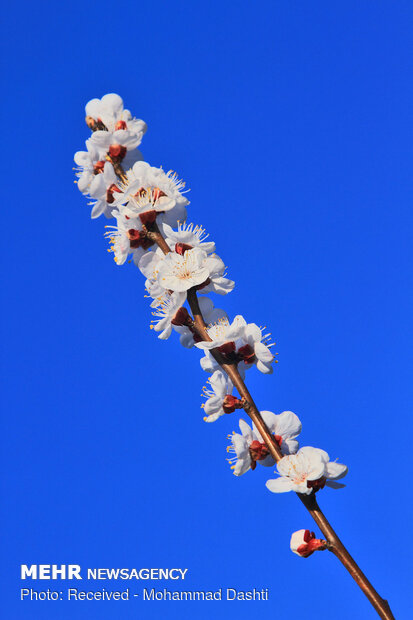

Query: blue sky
[{"left": 1, "top": 1, "right": 412, "bottom": 618}]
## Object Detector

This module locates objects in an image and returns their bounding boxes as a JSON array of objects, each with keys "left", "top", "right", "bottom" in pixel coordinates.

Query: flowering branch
[{"left": 74, "top": 93, "right": 395, "bottom": 620}]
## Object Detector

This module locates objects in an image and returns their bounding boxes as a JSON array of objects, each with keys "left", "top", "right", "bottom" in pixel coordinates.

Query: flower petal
[{"left": 265, "top": 477, "right": 294, "bottom": 493}]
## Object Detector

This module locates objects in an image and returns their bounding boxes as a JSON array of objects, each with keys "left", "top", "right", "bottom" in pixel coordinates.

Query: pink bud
[{"left": 290, "top": 530, "right": 326, "bottom": 558}]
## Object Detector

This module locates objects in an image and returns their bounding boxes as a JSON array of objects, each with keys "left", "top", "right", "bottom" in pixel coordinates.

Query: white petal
[
  {"left": 238, "top": 419, "right": 254, "bottom": 443},
  {"left": 256, "top": 359, "right": 273, "bottom": 374},
  {"left": 255, "top": 341, "right": 274, "bottom": 363},
  {"left": 244, "top": 323, "right": 261, "bottom": 343},
  {"left": 326, "top": 462, "right": 348, "bottom": 480},
  {"left": 265, "top": 477, "right": 294, "bottom": 493},
  {"left": 276, "top": 411, "right": 302, "bottom": 440}
]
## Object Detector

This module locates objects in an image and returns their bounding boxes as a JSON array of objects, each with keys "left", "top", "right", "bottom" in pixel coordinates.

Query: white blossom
[
  {"left": 87, "top": 162, "right": 120, "bottom": 219},
  {"left": 104, "top": 212, "right": 149, "bottom": 266},
  {"left": 150, "top": 292, "right": 187, "bottom": 339},
  {"left": 196, "top": 314, "right": 275, "bottom": 374},
  {"left": 86, "top": 93, "right": 147, "bottom": 149},
  {"left": 155, "top": 247, "right": 234, "bottom": 297},
  {"left": 162, "top": 221, "right": 215, "bottom": 254},
  {"left": 74, "top": 142, "right": 102, "bottom": 194},
  {"left": 253, "top": 410, "right": 301, "bottom": 458},
  {"left": 138, "top": 250, "right": 166, "bottom": 300},
  {"left": 175, "top": 297, "right": 228, "bottom": 349},
  {"left": 201, "top": 369, "right": 235, "bottom": 423},
  {"left": 227, "top": 412, "right": 302, "bottom": 476},
  {"left": 266, "top": 447, "right": 347, "bottom": 495},
  {"left": 113, "top": 162, "right": 189, "bottom": 219}
]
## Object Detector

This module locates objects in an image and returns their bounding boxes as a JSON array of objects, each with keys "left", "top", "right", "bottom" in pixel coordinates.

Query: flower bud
[{"left": 290, "top": 530, "right": 326, "bottom": 558}]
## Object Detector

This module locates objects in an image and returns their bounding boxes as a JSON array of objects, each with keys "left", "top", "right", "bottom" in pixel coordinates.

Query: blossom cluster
[{"left": 74, "top": 93, "right": 348, "bottom": 556}]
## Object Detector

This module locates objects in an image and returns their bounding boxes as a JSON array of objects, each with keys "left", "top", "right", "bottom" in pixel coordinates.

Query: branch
[{"left": 149, "top": 224, "right": 395, "bottom": 620}]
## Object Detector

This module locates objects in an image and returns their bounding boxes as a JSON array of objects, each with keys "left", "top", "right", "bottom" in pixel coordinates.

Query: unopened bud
[{"left": 290, "top": 530, "right": 326, "bottom": 558}]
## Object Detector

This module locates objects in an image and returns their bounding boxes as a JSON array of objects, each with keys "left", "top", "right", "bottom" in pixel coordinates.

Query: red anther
[
  {"left": 218, "top": 342, "right": 236, "bottom": 356},
  {"left": 249, "top": 440, "right": 270, "bottom": 461},
  {"left": 108, "top": 144, "right": 127, "bottom": 161},
  {"left": 222, "top": 394, "right": 243, "bottom": 414},
  {"left": 171, "top": 307, "right": 190, "bottom": 326},
  {"left": 238, "top": 344, "right": 256, "bottom": 364},
  {"left": 106, "top": 184, "right": 122, "bottom": 204},
  {"left": 139, "top": 210, "right": 158, "bottom": 226},
  {"left": 175, "top": 243, "right": 193, "bottom": 255},
  {"left": 93, "top": 160, "right": 105, "bottom": 174},
  {"left": 307, "top": 476, "right": 326, "bottom": 492},
  {"left": 115, "top": 120, "right": 127, "bottom": 130}
]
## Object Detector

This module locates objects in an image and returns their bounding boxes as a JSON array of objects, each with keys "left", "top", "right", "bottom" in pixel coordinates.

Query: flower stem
[{"left": 188, "top": 287, "right": 395, "bottom": 620}]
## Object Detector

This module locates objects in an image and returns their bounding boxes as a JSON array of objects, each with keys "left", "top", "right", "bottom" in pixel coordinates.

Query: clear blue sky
[{"left": 1, "top": 1, "right": 412, "bottom": 619}]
